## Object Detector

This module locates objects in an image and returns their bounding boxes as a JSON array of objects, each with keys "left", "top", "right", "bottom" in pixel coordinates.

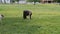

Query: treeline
[
  {"left": 1, "top": 0, "right": 60, "bottom": 4},
  {"left": 27, "top": 0, "right": 60, "bottom": 3},
  {"left": 12, "top": 0, "right": 60, "bottom": 3},
  {"left": 54, "top": 0, "right": 60, "bottom": 3}
]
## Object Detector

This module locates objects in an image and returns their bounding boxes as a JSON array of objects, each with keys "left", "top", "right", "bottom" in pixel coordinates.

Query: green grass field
[{"left": 0, "top": 4, "right": 60, "bottom": 34}]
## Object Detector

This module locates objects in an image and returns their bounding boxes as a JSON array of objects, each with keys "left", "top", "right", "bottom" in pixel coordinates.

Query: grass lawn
[{"left": 0, "top": 4, "right": 60, "bottom": 34}]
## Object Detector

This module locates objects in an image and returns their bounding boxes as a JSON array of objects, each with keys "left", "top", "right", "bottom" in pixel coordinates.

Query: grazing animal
[{"left": 23, "top": 10, "right": 32, "bottom": 19}]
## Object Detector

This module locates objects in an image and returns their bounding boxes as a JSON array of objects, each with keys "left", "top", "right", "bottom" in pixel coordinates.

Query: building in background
[{"left": 41, "top": 0, "right": 54, "bottom": 3}]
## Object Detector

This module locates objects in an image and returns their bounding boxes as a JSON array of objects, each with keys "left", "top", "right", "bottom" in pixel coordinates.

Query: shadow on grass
[
  {"left": 0, "top": 17, "right": 41, "bottom": 34},
  {"left": 2, "top": 17, "right": 31, "bottom": 25}
]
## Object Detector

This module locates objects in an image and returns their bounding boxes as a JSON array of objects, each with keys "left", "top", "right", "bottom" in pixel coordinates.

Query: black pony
[{"left": 23, "top": 10, "right": 32, "bottom": 19}]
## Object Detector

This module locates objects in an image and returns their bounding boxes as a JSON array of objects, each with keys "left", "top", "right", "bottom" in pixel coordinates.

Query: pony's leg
[{"left": 30, "top": 15, "right": 31, "bottom": 19}]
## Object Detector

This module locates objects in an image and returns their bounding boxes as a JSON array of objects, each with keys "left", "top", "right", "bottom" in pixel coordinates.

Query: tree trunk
[
  {"left": 4, "top": 0, "right": 6, "bottom": 4},
  {"left": 34, "top": 2, "right": 36, "bottom": 5},
  {"left": 0, "top": 0, "right": 2, "bottom": 3}
]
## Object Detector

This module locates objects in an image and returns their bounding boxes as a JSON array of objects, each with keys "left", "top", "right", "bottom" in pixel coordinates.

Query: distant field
[{"left": 0, "top": 4, "right": 60, "bottom": 34}]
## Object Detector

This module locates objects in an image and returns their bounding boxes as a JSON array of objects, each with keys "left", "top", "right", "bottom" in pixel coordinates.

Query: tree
[
  {"left": 0, "top": 0, "right": 2, "bottom": 3},
  {"left": 27, "top": 0, "right": 40, "bottom": 5},
  {"left": 12, "top": 0, "right": 19, "bottom": 3},
  {"left": 15, "top": 0, "right": 19, "bottom": 3},
  {"left": 54, "top": 0, "right": 60, "bottom": 3},
  {"left": 4, "top": 0, "right": 6, "bottom": 4},
  {"left": 15, "top": 0, "right": 19, "bottom": 2}
]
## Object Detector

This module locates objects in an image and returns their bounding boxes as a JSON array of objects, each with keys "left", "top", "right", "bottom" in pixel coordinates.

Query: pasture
[{"left": 0, "top": 4, "right": 60, "bottom": 34}]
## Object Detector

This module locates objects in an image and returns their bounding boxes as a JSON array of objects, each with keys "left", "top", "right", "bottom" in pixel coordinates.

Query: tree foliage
[
  {"left": 54, "top": 0, "right": 60, "bottom": 2},
  {"left": 14, "top": 0, "right": 19, "bottom": 2},
  {"left": 12, "top": 0, "right": 19, "bottom": 3},
  {"left": 27, "top": 0, "right": 40, "bottom": 5},
  {"left": 27, "top": 0, "right": 40, "bottom": 2}
]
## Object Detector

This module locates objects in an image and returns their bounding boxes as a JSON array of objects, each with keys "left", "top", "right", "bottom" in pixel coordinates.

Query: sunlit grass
[{"left": 0, "top": 4, "right": 60, "bottom": 34}]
